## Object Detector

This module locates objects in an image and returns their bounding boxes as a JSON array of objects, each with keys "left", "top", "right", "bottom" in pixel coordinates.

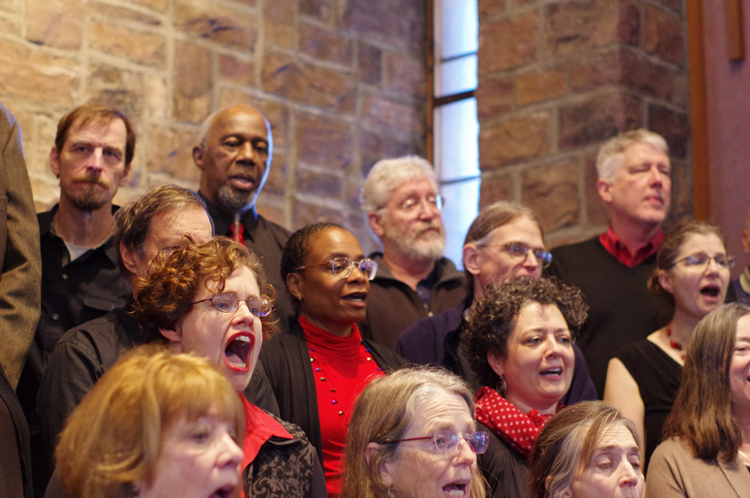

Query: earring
[
  {"left": 496, "top": 375, "right": 507, "bottom": 397},
  {"left": 297, "top": 294, "right": 303, "bottom": 300}
]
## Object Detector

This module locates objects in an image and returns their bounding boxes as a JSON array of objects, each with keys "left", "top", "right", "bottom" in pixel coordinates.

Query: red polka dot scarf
[{"left": 474, "top": 386, "right": 562, "bottom": 459}]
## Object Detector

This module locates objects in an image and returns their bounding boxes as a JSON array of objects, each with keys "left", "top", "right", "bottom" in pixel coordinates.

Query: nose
[
  {"left": 87, "top": 149, "right": 105, "bottom": 170},
  {"left": 233, "top": 300, "right": 259, "bottom": 323},
  {"left": 522, "top": 250, "right": 540, "bottom": 270},
  {"left": 648, "top": 165, "right": 663, "bottom": 186},
  {"left": 454, "top": 437, "right": 477, "bottom": 467},
  {"left": 619, "top": 460, "right": 641, "bottom": 488},
  {"left": 347, "top": 262, "right": 368, "bottom": 284},
  {"left": 218, "top": 432, "right": 244, "bottom": 468},
  {"left": 237, "top": 142, "right": 257, "bottom": 164}
]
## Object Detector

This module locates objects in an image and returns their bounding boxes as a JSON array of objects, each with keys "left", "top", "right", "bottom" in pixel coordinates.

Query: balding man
[{"left": 193, "top": 105, "right": 292, "bottom": 323}]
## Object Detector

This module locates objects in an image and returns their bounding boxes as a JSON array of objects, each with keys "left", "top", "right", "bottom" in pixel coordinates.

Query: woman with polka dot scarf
[{"left": 464, "top": 277, "right": 588, "bottom": 498}]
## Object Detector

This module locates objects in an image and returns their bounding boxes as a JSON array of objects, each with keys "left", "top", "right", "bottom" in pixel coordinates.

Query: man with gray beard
[
  {"left": 360, "top": 155, "right": 466, "bottom": 348},
  {"left": 193, "top": 104, "right": 292, "bottom": 326},
  {"left": 17, "top": 104, "right": 134, "bottom": 485}
]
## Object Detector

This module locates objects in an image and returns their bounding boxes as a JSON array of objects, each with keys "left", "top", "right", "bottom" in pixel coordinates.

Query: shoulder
[
  {"left": 258, "top": 214, "right": 291, "bottom": 240},
  {"left": 397, "top": 306, "right": 463, "bottom": 351},
  {"left": 364, "top": 338, "right": 407, "bottom": 369}
]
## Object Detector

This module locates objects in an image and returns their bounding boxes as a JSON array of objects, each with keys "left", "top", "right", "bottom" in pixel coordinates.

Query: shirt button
[
  {"left": 51, "top": 313, "right": 59, "bottom": 320},
  {"left": 61, "top": 274, "right": 68, "bottom": 280}
]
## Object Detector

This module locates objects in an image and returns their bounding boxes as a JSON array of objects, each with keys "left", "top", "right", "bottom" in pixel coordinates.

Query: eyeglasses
[
  {"left": 667, "top": 254, "right": 736, "bottom": 270},
  {"left": 379, "top": 195, "right": 443, "bottom": 214},
  {"left": 386, "top": 430, "right": 489, "bottom": 455},
  {"left": 296, "top": 257, "right": 378, "bottom": 280},
  {"left": 192, "top": 294, "right": 273, "bottom": 317},
  {"left": 484, "top": 243, "right": 553, "bottom": 268}
]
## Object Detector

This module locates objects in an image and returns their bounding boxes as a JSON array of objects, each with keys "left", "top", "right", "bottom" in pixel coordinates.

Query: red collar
[
  {"left": 241, "top": 396, "right": 291, "bottom": 471},
  {"left": 599, "top": 226, "right": 663, "bottom": 267}
]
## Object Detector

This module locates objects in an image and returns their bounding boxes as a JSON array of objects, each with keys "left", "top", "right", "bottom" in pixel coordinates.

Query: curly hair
[
  {"left": 465, "top": 277, "right": 588, "bottom": 388},
  {"left": 133, "top": 236, "right": 277, "bottom": 342},
  {"left": 280, "top": 222, "right": 345, "bottom": 286},
  {"left": 56, "top": 345, "right": 244, "bottom": 498}
]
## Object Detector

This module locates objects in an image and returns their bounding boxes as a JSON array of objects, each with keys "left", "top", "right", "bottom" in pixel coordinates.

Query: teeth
[{"left": 234, "top": 336, "right": 251, "bottom": 343}]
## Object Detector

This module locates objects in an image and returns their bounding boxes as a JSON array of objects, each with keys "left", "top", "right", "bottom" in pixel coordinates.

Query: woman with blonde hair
[
  {"left": 56, "top": 345, "right": 244, "bottom": 498},
  {"left": 529, "top": 401, "right": 644, "bottom": 498},
  {"left": 342, "top": 367, "right": 487, "bottom": 498}
]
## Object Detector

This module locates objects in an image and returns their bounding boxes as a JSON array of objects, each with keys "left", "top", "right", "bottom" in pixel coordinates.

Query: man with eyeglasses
[
  {"left": 397, "top": 201, "right": 597, "bottom": 405},
  {"left": 730, "top": 210, "right": 750, "bottom": 306},
  {"left": 360, "top": 155, "right": 466, "bottom": 349},
  {"left": 546, "top": 129, "right": 672, "bottom": 396},
  {"left": 36, "top": 186, "right": 280, "bottom": 493}
]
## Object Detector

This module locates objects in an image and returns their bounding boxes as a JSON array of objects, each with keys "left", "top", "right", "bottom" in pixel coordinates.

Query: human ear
[
  {"left": 743, "top": 229, "right": 749, "bottom": 255},
  {"left": 368, "top": 211, "right": 386, "bottom": 239},
  {"left": 49, "top": 147, "right": 61, "bottom": 177},
  {"left": 159, "top": 328, "right": 182, "bottom": 351},
  {"left": 193, "top": 145, "right": 205, "bottom": 169},
  {"left": 487, "top": 351, "right": 505, "bottom": 377},
  {"left": 597, "top": 178, "right": 613, "bottom": 203},
  {"left": 657, "top": 270, "right": 674, "bottom": 295},
  {"left": 119, "top": 241, "right": 141, "bottom": 276},
  {"left": 286, "top": 272, "right": 303, "bottom": 301},
  {"left": 366, "top": 442, "right": 395, "bottom": 487},
  {"left": 463, "top": 244, "right": 482, "bottom": 278}
]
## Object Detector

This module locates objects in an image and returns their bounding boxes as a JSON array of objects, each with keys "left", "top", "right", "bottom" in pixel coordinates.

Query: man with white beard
[{"left": 360, "top": 156, "right": 466, "bottom": 348}]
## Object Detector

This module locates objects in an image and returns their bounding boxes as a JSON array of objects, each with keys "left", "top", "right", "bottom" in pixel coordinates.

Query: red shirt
[
  {"left": 301, "top": 316, "right": 385, "bottom": 496},
  {"left": 599, "top": 226, "right": 663, "bottom": 267}
]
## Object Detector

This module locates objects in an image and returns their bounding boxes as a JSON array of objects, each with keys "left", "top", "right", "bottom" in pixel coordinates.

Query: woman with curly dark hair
[
  {"left": 132, "top": 236, "right": 326, "bottom": 498},
  {"left": 464, "top": 276, "right": 588, "bottom": 498}
]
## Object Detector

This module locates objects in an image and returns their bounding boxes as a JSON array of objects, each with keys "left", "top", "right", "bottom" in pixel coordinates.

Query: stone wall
[
  {"left": 476, "top": 0, "right": 691, "bottom": 247},
  {"left": 0, "top": 0, "right": 427, "bottom": 252}
]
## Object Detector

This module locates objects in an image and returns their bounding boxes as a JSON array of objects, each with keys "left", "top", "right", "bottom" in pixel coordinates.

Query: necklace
[
  {"left": 665, "top": 326, "right": 687, "bottom": 361},
  {"left": 738, "top": 449, "right": 750, "bottom": 467}
]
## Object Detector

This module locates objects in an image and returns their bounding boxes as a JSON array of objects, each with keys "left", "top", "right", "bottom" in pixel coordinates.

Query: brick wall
[
  {"left": 476, "top": 0, "right": 692, "bottom": 247},
  {"left": 0, "top": 0, "right": 427, "bottom": 253}
]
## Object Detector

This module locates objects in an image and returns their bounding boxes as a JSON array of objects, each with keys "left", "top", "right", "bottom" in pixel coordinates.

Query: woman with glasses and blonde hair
[
  {"left": 342, "top": 367, "right": 487, "bottom": 498},
  {"left": 56, "top": 346, "right": 245, "bottom": 498},
  {"left": 604, "top": 221, "right": 733, "bottom": 467},
  {"left": 529, "top": 401, "right": 644, "bottom": 498},
  {"left": 398, "top": 201, "right": 596, "bottom": 403},
  {"left": 261, "top": 222, "right": 406, "bottom": 496}
]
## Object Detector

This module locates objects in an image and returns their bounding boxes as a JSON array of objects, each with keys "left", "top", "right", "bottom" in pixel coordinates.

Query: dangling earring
[
  {"left": 297, "top": 294, "right": 303, "bottom": 300},
  {"left": 496, "top": 375, "right": 507, "bottom": 397},
  {"left": 387, "top": 487, "right": 396, "bottom": 498}
]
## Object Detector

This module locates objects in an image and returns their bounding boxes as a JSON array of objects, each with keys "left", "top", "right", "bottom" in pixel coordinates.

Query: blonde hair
[
  {"left": 56, "top": 345, "right": 245, "bottom": 498},
  {"left": 341, "top": 367, "right": 485, "bottom": 498},
  {"left": 596, "top": 129, "right": 668, "bottom": 181}
]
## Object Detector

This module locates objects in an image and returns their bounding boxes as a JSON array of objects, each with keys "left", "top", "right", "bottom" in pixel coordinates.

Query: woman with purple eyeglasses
[{"left": 261, "top": 222, "right": 406, "bottom": 496}]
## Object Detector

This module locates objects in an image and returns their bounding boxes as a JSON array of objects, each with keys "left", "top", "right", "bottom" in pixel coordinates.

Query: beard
[
  {"left": 217, "top": 184, "right": 258, "bottom": 214},
  {"left": 68, "top": 174, "right": 110, "bottom": 211},
  {"left": 383, "top": 220, "right": 446, "bottom": 263}
]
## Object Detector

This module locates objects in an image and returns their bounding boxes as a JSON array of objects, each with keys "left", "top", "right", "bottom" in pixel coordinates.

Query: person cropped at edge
[
  {"left": 36, "top": 185, "right": 279, "bottom": 497},
  {"left": 260, "top": 222, "right": 406, "bottom": 496},
  {"left": 546, "top": 129, "right": 672, "bottom": 396},
  {"left": 359, "top": 155, "right": 465, "bottom": 348},
  {"left": 193, "top": 105, "right": 293, "bottom": 327},
  {"left": 731, "top": 209, "right": 750, "bottom": 306},
  {"left": 604, "top": 221, "right": 732, "bottom": 467},
  {"left": 529, "top": 401, "right": 645, "bottom": 498},
  {"left": 646, "top": 303, "right": 750, "bottom": 497},
  {"left": 397, "top": 201, "right": 597, "bottom": 404},
  {"left": 464, "top": 277, "right": 588, "bottom": 498},
  {"left": 0, "top": 102, "right": 38, "bottom": 498},
  {"left": 341, "top": 367, "right": 487, "bottom": 498}
]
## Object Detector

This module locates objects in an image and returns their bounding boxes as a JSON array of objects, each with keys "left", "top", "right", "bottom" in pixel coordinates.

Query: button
[
  {"left": 51, "top": 313, "right": 59, "bottom": 320},
  {"left": 61, "top": 274, "right": 68, "bottom": 280}
]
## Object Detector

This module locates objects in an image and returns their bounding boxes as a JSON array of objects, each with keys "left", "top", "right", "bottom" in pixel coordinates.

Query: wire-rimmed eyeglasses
[
  {"left": 666, "top": 254, "right": 736, "bottom": 270},
  {"left": 295, "top": 257, "right": 378, "bottom": 280},
  {"left": 483, "top": 243, "right": 553, "bottom": 268},
  {"left": 191, "top": 294, "right": 273, "bottom": 317},
  {"left": 385, "top": 430, "right": 489, "bottom": 455}
]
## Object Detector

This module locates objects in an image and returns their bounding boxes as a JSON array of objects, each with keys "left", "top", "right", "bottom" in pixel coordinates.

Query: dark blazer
[
  {"left": 260, "top": 316, "right": 407, "bottom": 465},
  {"left": 0, "top": 103, "right": 41, "bottom": 388}
]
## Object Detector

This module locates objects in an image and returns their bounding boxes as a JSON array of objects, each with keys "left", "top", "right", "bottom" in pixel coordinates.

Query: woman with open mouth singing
[
  {"left": 261, "top": 222, "right": 406, "bottom": 496},
  {"left": 604, "top": 221, "right": 733, "bottom": 467},
  {"left": 132, "top": 236, "right": 326, "bottom": 498},
  {"left": 464, "top": 276, "right": 588, "bottom": 498}
]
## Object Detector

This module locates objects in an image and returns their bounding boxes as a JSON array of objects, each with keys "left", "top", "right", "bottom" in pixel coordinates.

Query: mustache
[{"left": 71, "top": 172, "right": 108, "bottom": 187}]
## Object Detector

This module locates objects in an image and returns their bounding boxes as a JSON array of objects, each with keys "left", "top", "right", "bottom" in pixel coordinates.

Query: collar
[
  {"left": 199, "top": 193, "right": 260, "bottom": 243},
  {"left": 599, "top": 226, "right": 663, "bottom": 267},
  {"left": 39, "top": 204, "right": 120, "bottom": 265},
  {"left": 368, "top": 252, "right": 463, "bottom": 286},
  {"left": 241, "top": 395, "right": 292, "bottom": 471},
  {"left": 740, "top": 267, "right": 750, "bottom": 296}
]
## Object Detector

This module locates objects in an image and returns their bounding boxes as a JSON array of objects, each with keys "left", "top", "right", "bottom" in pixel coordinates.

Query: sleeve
[
  {"left": 242, "top": 359, "right": 280, "bottom": 417},
  {"left": 308, "top": 451, "right": 328, "bottom": 498},
  {"left": 645, "top": 441, "right": 689, "bottom": 498},
  {"left": 0, "top": 105, "right": 41, "bottom": 387},
  {"left": 478, "top": 436, "right": 528, "bottom": 498},
  {"left": 37, "top": 338, "right": 103, "bottom": 486}
]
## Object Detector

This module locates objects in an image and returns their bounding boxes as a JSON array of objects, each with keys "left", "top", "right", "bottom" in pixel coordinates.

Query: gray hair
[
  {"left": 197, "top": 108, "right": 224, "bottom": 148},
  {"left": 596, "top": 129, "right": 669, "bottom": 181},
  {"left": 361, "top": 155, "right": 438, "bottom": 212}
]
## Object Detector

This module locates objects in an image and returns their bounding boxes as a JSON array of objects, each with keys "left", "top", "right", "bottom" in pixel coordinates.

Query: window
[{"left": 431, "top": 0, "right": 479, "bottom": 269}]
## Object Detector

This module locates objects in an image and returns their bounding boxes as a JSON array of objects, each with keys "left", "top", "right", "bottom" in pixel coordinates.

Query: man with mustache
[
  {"left": 546, "top": 129, "right": 672, "bottom": 396},
  {"left": 360, "top": 155, "right": 465, "bottom": 348},
  {"left": 193, "top": 104, "right": 292, "bottom": 326}
]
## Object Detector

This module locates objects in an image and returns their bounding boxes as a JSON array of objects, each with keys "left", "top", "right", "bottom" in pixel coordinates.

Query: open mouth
[
  {"left": 443, "top": 481, "right": 469, "bottom": 497},
  {"left": 700, "top": 284, "right": 721, "bottom": 299},
  {"left": 210, "top": 484, "right": 236, "bottom": 498},
  {"left": 540, "top": 367, "right": 563, "bottom": 377},
  {"left": 224, "top": 333, "right": 254, "bottom": 372},
  {"left": 342, "top": 291, "right": 367, "bottom": 304},
  {"left": 228, "top": 174, "right": 256, "bottom": 190}
]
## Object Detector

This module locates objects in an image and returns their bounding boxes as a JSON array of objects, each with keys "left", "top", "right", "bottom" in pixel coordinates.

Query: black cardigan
[{"left": 260, "top": 317, "right": 406, "bottom": 466}]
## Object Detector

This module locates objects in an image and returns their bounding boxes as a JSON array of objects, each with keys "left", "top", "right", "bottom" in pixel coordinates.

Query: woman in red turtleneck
[{"left": 260, "top": 222, "right": 405, "bottom": 496}]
